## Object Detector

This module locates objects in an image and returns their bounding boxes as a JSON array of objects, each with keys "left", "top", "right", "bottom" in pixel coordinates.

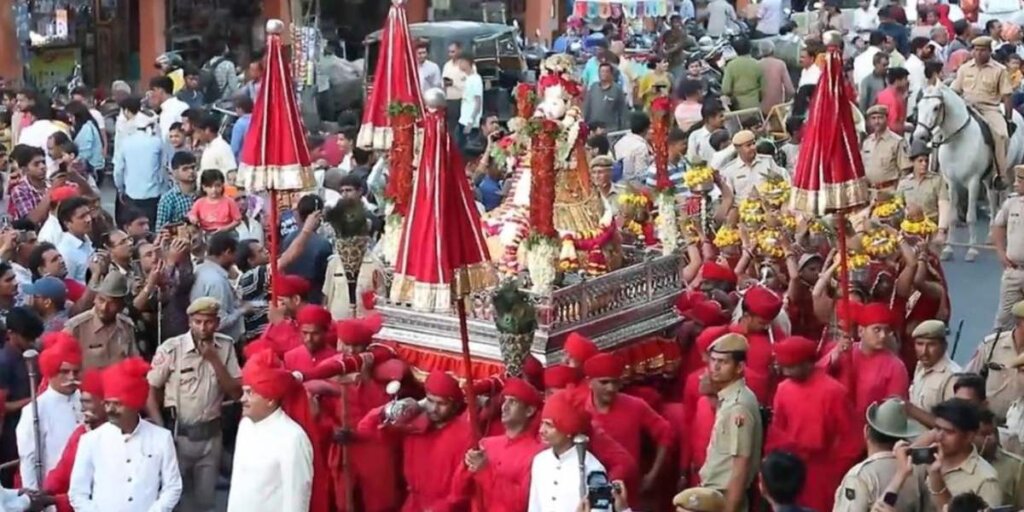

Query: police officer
[
  {"left": 718, "top": 130, "right": 788, "bottom": 201},
  {"left": 967, "top": 301, "right": 1024, "bottom": 422},
  {"left": 146, "top": 297, "right": 242, "bottom": 512},
  {"left": 699, "top": 333, "right": 762, "bottom": 512},
  {"left": 909, "top": 320, "right": 962, "bottom": 412},
  {"left": 897, "top": 142, "right": 949, "bottom": 228},
  {"left": 861, "top": 104, "right": 912, "bottom": 193},
  {"left": 833, "top": 398, "right": 925, "bottom": 512},
  {"left": 993, "top": 165, "right": 1024, "bottom": 330},
  {"left": 951, "top": 36, "right": 1014, "bottom": 181},
  {"left": 63, "top": 271, "right": 138, "bottom": 369}
]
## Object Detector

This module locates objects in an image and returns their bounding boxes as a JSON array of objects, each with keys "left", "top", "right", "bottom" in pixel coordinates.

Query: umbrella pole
[
  {"left": 456, "top": 298, "right": 482, "bottom": 441},
  {"left": 836, "top": 212, "right": 856, "bottom": 393},
  {"left": 269, "top": 191, "right": 280, "bottom": 306}
]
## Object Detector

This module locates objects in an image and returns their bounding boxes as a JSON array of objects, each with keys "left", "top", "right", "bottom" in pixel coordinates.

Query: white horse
[{"left": 911, "top": 84, "right": 1024, "bottom": 262}]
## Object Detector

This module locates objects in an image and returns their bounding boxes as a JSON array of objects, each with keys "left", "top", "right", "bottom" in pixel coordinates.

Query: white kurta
[
  {"left": 527, "top": 446, "right": 607, "bottom": 512},
  {"left": 16, "top": 387, "right": 82, "bottom": 490},
  {"left": 0, "top": 487, "right": 30, "bottom": 511},
  {"left": 68, "top": 419, "right": 182, "bottom": 512},
  {"left": 226, "top": 408, "right": 313, "bottom": 512}
]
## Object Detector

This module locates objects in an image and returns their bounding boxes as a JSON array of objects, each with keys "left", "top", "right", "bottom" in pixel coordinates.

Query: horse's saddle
[{"left": 965, "top": 104, "right": 996, "bottom": 152}]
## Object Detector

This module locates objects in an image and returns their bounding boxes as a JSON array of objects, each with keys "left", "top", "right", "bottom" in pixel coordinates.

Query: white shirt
[
  {"left": 0, "top": 487, "right": 29, "bottom": 511},
  {"left": 16, "top": 387, "right": 82, "bottom": 490},
  {"left": 687, "top": 126, "right": 715, "bottom": 164},
  {"left": 799, "top": 65, "right": 822, "bottom": 88},
  {"left": 853, "top": 46, "right": 883, "bottom": 87},
  {"left": 115, "top": 112, "right": 155, "bottom": 156},
  {"left": 69, "top": 418, "right": 182, "bottom": 512},
  {"left": 157, "top": 97, "right": 190, "bottom": 140},
  {"left": 18, "top": 121, "right": 67, "bottom": 176},
  {"left": 527, "top": 446, "right": 608, "bottom": 512},
  {"left": 227, "top": 408, "right": 313, "bottom": 512},
  {"left": 235, "top": 216, "right": 264, "bottom": 244},
  {"left": 200, "top": 136, "right": 238, "bottom": 173},
  {"left": 459, "top": 74, "right": 484, "bottom": 128},
  {"left": 852, "top": 7, "right": 880, "bottom": 32},
  {"left": 756, "top": 0, "right": 783, "bottom": 35},
  {"left": 906, "top": 54, "right": 927, "bottom": 101},
  {"left": 38, "top": 214, "right": 63, "bottom": 245},
  {"left": 419, "top": 60, "right": 443, "bottom": 93},
  {"left": 981, "top": 0, "right": 1022, "bottom": 13}
]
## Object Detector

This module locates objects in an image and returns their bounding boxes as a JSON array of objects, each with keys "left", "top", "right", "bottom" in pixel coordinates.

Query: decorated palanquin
[{"left": 483, "top": 54, "right": 623, "bottom": 278}]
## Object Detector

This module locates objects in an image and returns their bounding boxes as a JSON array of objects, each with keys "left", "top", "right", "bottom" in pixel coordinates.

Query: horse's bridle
[{"left": 914, "top": 93, "right": 970, "bottom": 146}]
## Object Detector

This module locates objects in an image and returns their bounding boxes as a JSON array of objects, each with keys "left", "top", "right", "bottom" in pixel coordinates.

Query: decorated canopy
[
  {"left": 237, "top": 19, "right": 316, "bottom": 192},
  {"left": 788, "top": 37, "right": 869, "bottom": 215},
  {"left": 357, "top": 0, "right": 425, "bottom": 151},
  {"left": 389, "top": 98, "right": 496, "bottom": 312}
]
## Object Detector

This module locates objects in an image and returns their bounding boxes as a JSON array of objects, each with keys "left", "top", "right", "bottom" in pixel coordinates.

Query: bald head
[{"left": 322, "top": 168, "right": 345, "bottom": 191}]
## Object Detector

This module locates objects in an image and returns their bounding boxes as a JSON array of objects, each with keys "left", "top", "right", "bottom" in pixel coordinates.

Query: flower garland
[
  {"left": 755, "top": 228, "right": 786, "bottom": 259},
  {"left": 780, "top": 212, "right": 797, "bottom": 231},
  {"left": 385, "top": 101, "right": 419, "bottom": 217},
  {"left": 655, "top": 192, "right": 680, "bottom": 254},
  {"left": 739, "top": 199, "right": 765, "bottom": 225},
  {"left": 683, "top": 165, "right": 715, "bottom": 191},
  {"left": 755, "top": 174, "right": 791, "bottom": 208},
  {"left": 901, "top": 217, "right": 938, "bottom": 237},
  {"left": 525, "top": 236, "right": 559, "bottom": 294},
  {"left": 872, "top": 195, "right": 905, "bottom": 221},
  {"left": 650, "top": 96, "right": 672, "bottom": 192},
  {"left": 489, "top": 135, "right": 520, "bottom": 174},
  {"left": 528, "top": 118, "right": 561, "bottom": 240},
  {"left": 861, "top": 228, "right": 901, "bottom": 258},
  {"left": 714, "top": 226, "right": 741, "bottom": 248},
  {"left": 513, "top": 83, "right": 537, "bottom": 119},
  {"left": 848, "top": 252, "right": 871, "bottom": 269}
]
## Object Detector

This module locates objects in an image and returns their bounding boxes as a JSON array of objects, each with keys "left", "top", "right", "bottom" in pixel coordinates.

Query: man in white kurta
[
  {"left": 69, "top": 357, "right": 182, "bottom": 512},
  {"left": 17, "top": 336, "right": 84, "bottom": 490}
]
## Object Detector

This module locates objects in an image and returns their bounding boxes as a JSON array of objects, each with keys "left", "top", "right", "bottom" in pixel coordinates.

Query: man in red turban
[
  {"left": 677, "top": 298, "right": 729, "bottom": 382},
  {"left": 255, "top": 274, "right": 311, "bottom": 355},
  {"left": 283, "top": 305, "right": 338, "bottom": 374},
  {"left": 460, "top": 377, "right": 545, "bottom": 512},
  {"left": 730, "top": 285, "right": 785, "bottom": 403},
  {"left": 17, "top": 336, "right": 82, "bottom": 491},
  {"left": 767, "top": 336, "right": 861, "bottom": 512},
  {"left": 357, "top": 370, "right": 475, "bottom": 511},
  {"left": 316, "top": 313, "right": 400, "bottom": 512},
  {"left": 581, "top": 353, "right": 673, "bottom": 504},
  {"left": 564, "top": 332, "right": 598, "bottom": 368},
  {"left": 678, "top": 324, "right": 731, "bottom": 488},
  {"left": 820, "top": 302, "right": 909, "bottom": 430},
  {"left": 227, "top": 349, "right": 328, "bottom": 512},
  {"left": 543, "top": 365, "right": 582, "bottom": 394},
  {"left": 69, "top": 358, "right": 183, "bottom": 510},
  {"left": 44, "top": 369, "right": 106, "bottom": 512}
]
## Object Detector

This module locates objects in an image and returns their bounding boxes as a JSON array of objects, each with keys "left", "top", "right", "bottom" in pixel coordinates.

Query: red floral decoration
[
  {"left": 386, "top": 101, "right": 419, "bottom": 215},
  {"left": 650, "top": 97, "right": 672, "bottom": 192},
  {"left": 528, "top": 118, "right": 560, "bottom": 239},
  {"left": 513, "top": 83, "right": 537, "bottom": 119}
]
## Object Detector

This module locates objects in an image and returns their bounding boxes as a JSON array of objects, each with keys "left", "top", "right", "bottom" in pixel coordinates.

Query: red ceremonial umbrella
[
  {"left": 788, "top": 32, "right": 869, "bottom": 391},
  {"left": 238, "top": 19, "right": 316, "bottom": 303},
  {"left": 357, "top": 0, "right": 425, "bottom": 151},
  {"left": 390, "top": 90, "right": 496, "bottom": 438}
]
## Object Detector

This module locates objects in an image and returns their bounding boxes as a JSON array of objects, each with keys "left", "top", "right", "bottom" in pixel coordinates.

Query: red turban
[
  {"left": 565, "top": 332, "right": 598, "bottom": 364},
  {"left": 40, "top": 331, "right": 76, "bottom": 352},
  {"left": 835, "top": 299, "right": 862, "bottom": 328},
  {"left": 79, "top": 369, "right": 104, "bottom": 398},
  {"left": 295, "top": 305, "right": 332, "bottom": 330},
  {"left": 583, "top": 353, "right": 625, "bottom": 380},
  {"left": 336, "top": 314, "right": 382, "bottom": 346},
  {"left": 696, "top": 325, "right": 732, "bottom": 353},
  {"left": 683, "top": 300, "right": 728, "bottom": 327},
  {"left": 774, "top": 336, "right": 819, "bottom": 366},
  {"left": 544, "top": 365, "right": 581, "bottom": 390},
  {"left": 744, "top": 286, "right": 783, "bottom": 320},
  {"left": 49, "top": 185, "right": 78, "bottom": 203},
  {"left": 276, "top": 275, "right": 311, "bottom": 298},
  {"left": 424, "top": 371, "right": 464, "bottom": 402},
  {"left": 242, "top": 349, "right": 302, "bottom": 401},
  {"left": 700, "top": 261, "right": 737, "bottom": 285},
  {"left": 675, "top": 290, "right": 708, "bottom": 314},
  {"left": 39, "top": 337, "right": 82, "bottom": 378},
  {"left": 103, "top": 358, "right": 151, "bottom": 410},
  {"left": 502, "top": 377, "right": 543, "bottom": 408},
  {"left": 858, "top": 302, "right": 893, "bottom": 327},
  {"left": 542, "top": 390, "right": 591, "bottom": 436},
  {"left": 522, "top": 354, "right": 544, "bottom": 390}
]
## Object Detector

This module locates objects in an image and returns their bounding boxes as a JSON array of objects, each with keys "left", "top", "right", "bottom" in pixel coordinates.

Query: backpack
[{"left": 199, "top": 57, "right": 227, "bottom": 103}]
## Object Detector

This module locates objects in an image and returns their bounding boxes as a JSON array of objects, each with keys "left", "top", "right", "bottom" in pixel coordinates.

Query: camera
[
  {"left": 587, "top": 471, "right": 614, "bottom": 511},
  {"left": 909, "top": 446, "right": 937, "bottom": 465}
]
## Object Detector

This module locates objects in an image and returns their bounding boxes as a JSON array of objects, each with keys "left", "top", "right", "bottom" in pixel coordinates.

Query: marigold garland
[
  {"left": 650, "top": 97, "right": 672, "bottom": 192},
  {"left": 901, "top": 217, "right": 938, "bottom": 237},
  {"left": 755, "top": 229, "right": 786, "bottom": 259},
  {"left": 739, "top": 199, "right": 765, "bottom": 225},
  {"left": 714, "top": 226, "right": 741, "bottom": 248},
  {"left": 385, "top": 101, "right": 419, "bottom": 216},
  {"left": 872, "top": 195, "right": 905, "bottom": 219},
  {"left": 861, "top": 228, "right": 901, "bottom": 258},
  {"left": 683, "top": 165, "right": 715, "bottom": 191},
  {"left": 529, "top": 118, "right": 560, "bottom": 239},
  {"left": 755, "top": 175, "right": 791, "bottom": 208},
  {"left": 513, "top": 83, "right": 537, "bottom": 119},
  {"left": 848, "top": 252, "right": 871, "bottom": 269}
]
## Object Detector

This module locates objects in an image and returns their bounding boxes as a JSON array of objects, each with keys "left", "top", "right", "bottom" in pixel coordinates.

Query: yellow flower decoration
[
  {"left": 714, "top": 226, "right": 741, "bottom": 248},
  {"left": 901, "top": 217, "right": 938, "bottom": 237},
  {"left": 683, "top": 165, "right": 715, "bottom": 190},
  {"left": 872, "top": 196, "right": 905, "bottom": 219},
  {"left": 624, "top": 220, "right": 645, "bottom": 237},
  {"left": 780, "top": 213, "right": 797, "bottom": 230},
  {"left": 756, "top": 178, "right": 791, "bottom": 208},
  {"left": 861, "top": 229, "right": 901, "bottom": 258},
  {"left": 848, "top": 252, "right": 871, "bottom": 269},
  {"left": 755, "top": 229, "right": 786, "bottom": 259},
  {"left": 618, "top": 191, "right": 651, "bottom": 208},
  {"left": 739, "top": 199, "right": 765, "bottom": 225}
]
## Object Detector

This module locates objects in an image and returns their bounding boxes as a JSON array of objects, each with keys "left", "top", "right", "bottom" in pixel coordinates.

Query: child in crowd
[
  {"left": 168, "top": 122, "right": 188, "bottom": 153},
  {"left": 188, "top": 169, "right": 242, "bottom": 232}
]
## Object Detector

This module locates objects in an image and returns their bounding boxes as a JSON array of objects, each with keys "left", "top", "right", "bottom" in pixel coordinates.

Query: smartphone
[
  {"left": 882, "top": 492, "right": 898, "bottom": 507},
  {"left": 910, "top": 446, "right": 937, "bottom": 465}
]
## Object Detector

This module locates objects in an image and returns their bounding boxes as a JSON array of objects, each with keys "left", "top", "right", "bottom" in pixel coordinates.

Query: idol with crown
[{"left": 483, "top": 55, "right": 622, "bottom": 292}]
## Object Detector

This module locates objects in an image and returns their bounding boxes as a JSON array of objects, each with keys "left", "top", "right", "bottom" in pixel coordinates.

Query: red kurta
[
  {"left": 460, "top": 429, "right": 543, "bottom": 512},
  {"left": 766, "top": 369, "right": 863, "bottom": 512},
  {"left": 358, "top": 407, "right": 474, "bottom": 512},
  {"left": 682, "top": 395, "right": 716, "bottom": 486},
  {"left": 283, "top": 344, "right": 338, "bottom": 374},
  {"left": 585, "top": 391, "right": 675, "bottom": 462},
  {"left": 787, "top": 283, "right": 826, "bottom": 339},
  {"left": 258, "top": 320, "right": 303, "bottom": 356},
  {"left": 43, "top": 424, "right": 86, "bottom": 512},
  {"left": 820, "top": 344, "right": 909, "bottom": 430}
]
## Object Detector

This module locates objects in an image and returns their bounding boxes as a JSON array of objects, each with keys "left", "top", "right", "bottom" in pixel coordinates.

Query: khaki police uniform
[
  {"left": 967, "top": 327, "right": 1024, "bottom": 422},
  {"left": 833, "top": 451, "right": 923, "bottom": 512},
  {"left": 898, "top": 173, "right": 949, "bottom": 223},
  {"left": 918, "top": 449, "right": 1002, "bottom": 512},
  {"left": 993, "top": 193, "right": 1024, "bottom": 329},
  {"left": 910, "top": 356, "right": 962, "bottom": 412},
  {"left": 699, "top": 378, "right": 762, "bottom": 509},
  {"left": 63, "top": 310, "right": 137, "bottom": 369},
  {"left": 950, "top": 53, "right": 1014, "bottom": 176},
  {"left": 989, "top": 448, "right": 1024, "bottom": 509},
  {"left": 862, "top": 130, "right": 913, "bottom": 190},
  {"left": 719, "top": 155, "right": 788, "bottom": 200},
  {"left": 147, "top": 331, "right": 241, "bottom": 512}
]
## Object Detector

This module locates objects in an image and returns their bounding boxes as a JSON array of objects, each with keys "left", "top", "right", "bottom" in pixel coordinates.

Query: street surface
[{"left": 941, "top": 222, "right": 1002, "bottom": 365}]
